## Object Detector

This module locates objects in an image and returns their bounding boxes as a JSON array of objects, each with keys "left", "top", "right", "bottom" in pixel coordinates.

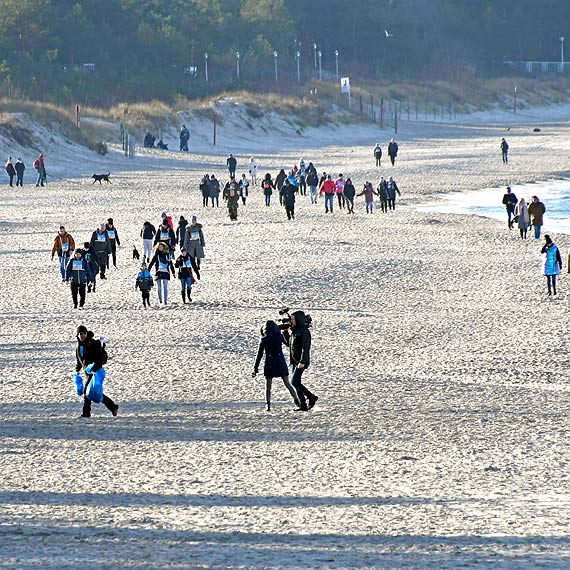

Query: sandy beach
[{"left": 1, "top": 109, "right": 570, "bottom": 569}]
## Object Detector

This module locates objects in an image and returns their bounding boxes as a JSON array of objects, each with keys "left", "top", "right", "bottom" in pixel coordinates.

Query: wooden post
[
  {"left": 213, "top": 112, "right": 217, "bottom": 146},
  {"left": 380, "top": 98, "right": 384, "bottom": 128},
  {"left": 75, "top": 104, "right": 80, "bottom": 128}
]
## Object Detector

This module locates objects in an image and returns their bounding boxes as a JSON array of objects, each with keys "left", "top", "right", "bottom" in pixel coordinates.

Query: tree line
[{"left": 0, "top": 0, "right": 568, "bottom": 105}]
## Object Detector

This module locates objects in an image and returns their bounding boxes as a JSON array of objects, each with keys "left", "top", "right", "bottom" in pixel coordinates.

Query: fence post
[
  {"left": 394, "top": 111, "right": 398, "bottom": 134},
  {"left": 380, "top": 98, "right": 384, "bottom": 129}
]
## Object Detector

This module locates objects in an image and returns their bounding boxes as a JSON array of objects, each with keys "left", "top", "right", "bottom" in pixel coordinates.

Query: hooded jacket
[
  {"left": 149, "top": 247, "right": 175, "bottom": 279},
  {"left": 141, "top": 222, "right": 156, "bottom": 240},
  {"left": 283, "top": 311, "right": 311, "bottom": 367},
  {"left": 254, "top": 321, "right": 289, "bottom": 378},
  {"left": 65, "top": 255, "right": 94, "bottom": 284},
  {"left": 76, "top": 331, "right": 103, "bottom": 373}
]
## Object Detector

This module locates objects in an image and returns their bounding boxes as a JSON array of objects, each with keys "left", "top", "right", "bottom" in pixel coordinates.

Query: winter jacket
[
  {"left": 501, "top": 140, "right": 509, "bottom": 152},
  {"left": 183, "top": 222, "right": 206, "bottom": 260},
  {"left": 388, "top": 141, "right": 398, "bottom": 157},
  {"left": 387, "top": 181, "right": 401, "bottom": 200},
  {"left": 281, "top": 183, "right": 297, "bottom": 207},
  {"left": 378, "top": 180, "right": 389, "bottom": 201},
  {"left": 162, "top": 215, "right": 174, "bottom": 231},
  {"left": 105, "top": 224, "right": 121, "bottom": 248},
  {"left": 306, "top": 172, "right": 319, "bottom": 187},
  {"left": 343, "top": 182, "right": 356, "bottom": 201},
  {"left": 357, "top": 182, "right": 377, "bottom": 202},
  {"left": 223, "top": 181, "right": 240, "bottom": 204},
  {"left": 275, "top": 170, "right": 287, "bottom": 191},
  {"left": 5, "top": 161, "right": 15, "bottom": 176},
  {"left": 514, "top": 201, "right": 530, "bottom": 228},
  {"left": 374, "top": 145, "right": 382, "bottom": 158},
  {"left": 541, "top": 243, "right": 562, "bottom": 276},
  {"left": 14, "top": 160, "right": 25, "bottom": 174},
  {"left": 209, "top": 178, "right": 221, "bottom": 198},
  {"left": 319, "top": 179, "right": 335, "bottom": 195},
  {"left": 262, "top": 178, "right": 274, "bottom": 196},
  {"left": 141, "top": 222, "right": 156, "bottom": 240},
  {"left": 334, "top": 178, "right": 345, "bottom": 194},
  {"left": 82, "top": 249, "right": 99, "bottom": 276},
  {"left": 135, "top": 269, "right": 154, "bottom": 291},
  {"left": 528, "top": 201, "right": 546, "bottom": 226},
  {"left": 65, "top": 256, "right": 94, "bottom": 285},
  {"left": 51, "top": 232, "right": 76, "bottom": 259},
  {"left": 148, "top": 251, "right": 175, "bottom": 280},
  {"left": 502, "top": 193, "right": 518, "bottom": 210},
  {"left": 176, "top": 219, "right": 188, "bottom": 246},
  {"left": 283, "top": 311, "right": 311, "bottom": 368},
  {"left": 90, "top": 229, "right": 111, "bottom": 254},
  {"left": 76, "top": 331, "right": 103, "bottom": 373},
  {"left": 227, "top": 156, "right": 237, "bottom": 170},
  {"left": 240, "top": 178, "right": 249, "bottom": 197},
  {"left": 254, "top": 321, "right": 289, "bottom": 378},
  {"left": 154, "top": 226, "right": 176, "bottom": 250},
  {"left": 200, "top": 177, "right": 211, "bottom": 198},
  {"left": 175, "top": 252, "right": 200, "bottom": 280}
]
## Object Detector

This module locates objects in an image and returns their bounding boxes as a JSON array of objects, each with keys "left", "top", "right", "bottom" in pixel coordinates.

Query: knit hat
[
  {"left": 107, "top": 218, "right": 113, "bottom": 224},
  {"left": 83, "top": 242, "right": 90, "bottom": 249},
  {"left": 77, "top": 325, "right": 88, "bottom": 334},
  {"left": 191, "top": 215, "right": 197, "bottom": 222}
]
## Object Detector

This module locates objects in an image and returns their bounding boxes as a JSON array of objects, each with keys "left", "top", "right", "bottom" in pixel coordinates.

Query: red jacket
[{"left": 319, "top": 179, "right": 335, "bottom": 195}]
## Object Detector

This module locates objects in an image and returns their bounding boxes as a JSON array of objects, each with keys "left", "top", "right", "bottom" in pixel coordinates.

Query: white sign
[{"left": 340, "top": 77, "right": 350, "bottom": 93}]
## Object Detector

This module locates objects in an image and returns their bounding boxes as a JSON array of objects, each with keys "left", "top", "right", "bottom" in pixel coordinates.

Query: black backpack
[{"left": 100, "top": 339, "right": 108, "bottom": 365}]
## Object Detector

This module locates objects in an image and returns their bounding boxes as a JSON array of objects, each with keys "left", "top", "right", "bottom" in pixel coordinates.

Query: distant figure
[
  {"left": 5, "top": 157, "right": 15, "bottom": 186},
  {"left": 179, "top": 125, "right": 190, "bottom": 151},
  {"left": 156, "top": 139, "right": 168, "bottom": 150},
  {"left": 262, "top": 173, "right": 274, "bottom": 207},
  {"left": 528, "top": 195, "right": 546, "bottom": 240},
  {"left": 541, "top": 234, "right": 562, "bottom": 296},
  {"left": 500, "top": 138, "right": 509, "bottom": 164},
  {"left": 343, "top": 177, "right": 356, "bottom": 214},
  {"left": 34, "top": 154, "right": 46, "bottom": 187},
  {"left": 514, "top": 198, "right": 530, "bottom": 239},
  {"left": 200, "top": 174, "right": 211, "bottom": 207},
  {"left": 387, "top": 138, "right": 398, "bottom": 166},
  {"left": 378, "top": 177, "right": 389, "bottom": 213},
  {"left": 209, "top": 174, "right": 221, "bottom": 207},
  {"left": 143, "top": 132, "right": 156, "bottom": 148},
  {"left": 140, "top": 221, "right": 157, "bottom": 263},
  {"left": 14, "top": 157, "right": 25, "bottom": 186},
  {"left": 501, "top": 186, "right": 518, "bottom": 229},
  {"left": 386, "top": 176, "right": 401, "bottom": 210},
  {"left": 248, "top": 156, "right": 258, "bottom": 185},
  {"left": 357, "top": 180, "right": 378, "bottom": 213},
  {"left": 374, "top": 143, "right": 382, "bottom": 167},
  {"left": 223, "top": 176, "right": 240, "bottom": 221},
  {"left": 176, "top": 215, "right": 188, "bottom": 247},
  {"left": 227, "top": 153, "right": 237, "bottom": 178}
]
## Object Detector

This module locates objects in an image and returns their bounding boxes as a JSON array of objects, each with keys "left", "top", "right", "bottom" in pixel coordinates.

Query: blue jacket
[
  {"left": 66, "top": 256, "right": 94, "bottom": 284},
  {"left": 541, "top": 243, "right": 562, "bottom": 276},
  {"left": 136, "top": 269, "right": 154, "bottom": 290}
]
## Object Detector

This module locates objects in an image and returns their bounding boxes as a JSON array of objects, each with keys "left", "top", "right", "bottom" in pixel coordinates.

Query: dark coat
[
  {"left": 283, "top": 311, "right": 311, "bottom": 367},
  {"left": 76, "top": 331, "right": 103, "bottom": 373},
  {"left": 141, "top": 222, "right": 156, "bottom": 240},
  {"left": 388, "top": 141, "right": 398, "bottom": 157},
  {"left": 90, "top": 229, "right": 111, "bottom": 254},
  {"left": 343, "top": 182, "right": 356, "bottom": 200},
  {"left": 254, "top": 321, "right": 289, "bottom": 378},
  {"left": 281, "top": 183, "right": 297, "bottom": 207},
  {"left": 65, "top": 255, "right": 94, "bottom": 284},
  {"left": 148, "top": 251, "right": 175, "bottom": 279}
]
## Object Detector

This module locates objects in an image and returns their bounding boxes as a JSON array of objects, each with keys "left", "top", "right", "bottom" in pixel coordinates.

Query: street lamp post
[
  {"left": 318, "top": 50, "right": 322, "bottom": 81},
  {"left": 560, "top": 36, "right": 565, "bottom": 72},
  {"left": 204, "top": 52, "right": 208, "bottom": 82},
  {"left": 313, "top": 43, "right": 317, "bottom": 71},
  {"left": 296, "top": 51, "right": 301, "bottom": 83},
  {"left": 236, "top": 51, "right": 240, "bottom": 80},
  {"left": 273, "top": 51, "right": 278, "bottom": 82},
  {"left": 335, "top": 50, "right": 339, "bottom": 79}
]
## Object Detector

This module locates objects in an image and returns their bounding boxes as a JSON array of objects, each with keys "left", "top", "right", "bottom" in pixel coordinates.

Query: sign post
[
  {"left": 340, "top": 77, "right": 351, "bottom": 109},
  {"left": 75, "top": 104, "right": 80, "bottom": 128}
]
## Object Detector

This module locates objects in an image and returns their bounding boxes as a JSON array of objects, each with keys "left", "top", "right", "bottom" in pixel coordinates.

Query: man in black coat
[
  {"left": 226, "top": 154, "right": 237, "bottom": 178},
  {"left": 502, "top": 186, "right": 518, "bottom": 229},
  {"left": 75, "top": 325, "right": 118, "bottom": 418},
  {"left": 283, "top": 311, "right": 317, "bottom": 411},
  {"left": 280, "top": 181, "right": 297, "bottom": 220},
  {"left": 90, "top": 223, "right": 111, "bottom": 279},
  {"left": 387, "top": 138, "right": 398, "bottom": 166}
]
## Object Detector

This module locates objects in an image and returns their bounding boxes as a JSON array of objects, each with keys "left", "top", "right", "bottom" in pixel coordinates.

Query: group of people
[
  {"left": 373, "top": 139, "right": 399, "bottom": 167},
  {"left": 5, "top": 153, "right": 46, "bottom": 187}
]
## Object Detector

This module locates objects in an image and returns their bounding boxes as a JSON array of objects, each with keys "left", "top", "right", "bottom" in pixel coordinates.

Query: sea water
[{"left": 416, "top": 179, "right": 570, "bottom": 235}]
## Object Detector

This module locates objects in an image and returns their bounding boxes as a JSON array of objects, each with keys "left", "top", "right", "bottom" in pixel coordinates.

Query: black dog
[
  {"left": 92, "top": 172, "right": 111, "bottom": 184},
  {"left": 133, "top": 246, "right": 140, "bottom": 261}
]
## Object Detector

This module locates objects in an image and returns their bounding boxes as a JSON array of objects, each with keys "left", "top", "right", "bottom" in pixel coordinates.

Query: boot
[
  {"left": 181, "top": 290, "right": 186, "bottom": 304},
  {"left": 187, "top": 288, "right": 192, "bottom": 302}
]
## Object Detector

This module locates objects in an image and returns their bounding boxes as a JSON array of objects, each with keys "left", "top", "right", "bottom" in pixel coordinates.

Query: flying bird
[{"left": 384, "top": 29, "right": 394, "bottom": 38}]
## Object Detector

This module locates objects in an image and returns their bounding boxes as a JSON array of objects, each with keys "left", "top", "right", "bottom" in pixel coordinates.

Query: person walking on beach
[
  {"left": 180, "top": 125, "right": 190, "bottom": 151},
  {"left": 161, "top": 212, "right": 174, "bottom": 231},
  {"left": 14, "top": 158, "right": 25, "bottom": 186},
  {"left": 374, "top": 143, "right": 382, "bottom": 167},
  {"left": 541, "top": 234, "right": 562, "bottom": 296},
  {"left": 240, "top": 174, "right": 250, "bottom": 205},
  {"left": 223, "top": 176, "right": 240, "bottom": 221},
  {"left": 306, "top": 168, "right": 319, "bottom": 204},
  {"left": 528, "top": 196, "right": 546, "bottom": 240},
  {"left": 34, "top": 154, "right": 46, "bottom": 187},
  {"left": 262, "top": 173, "right": 274, "bottom": 206},
  {"left": 387, "top": 176, "right": 401, "bottom": 210},
  {"left": 183, "top": 215, "right": 205, "bottom": 268},
  {"left": 200, "top": 174, "right": 211, "bottom": 208},
  {"left": 297, "top": 164, "right": 307, "bottom": 196},
  {"left": 283, "top": 311, "right": 317, "bottom": 412},
  {"left": 502, "top": 186, "right": 518, "bottom": 229},
  {"left": 5, "top": 157, "right": 15, "bottom": 186},
  {"left": 319, "top": 174, "right": 336, "bottom": 214},
  {"left": 90, "top": 223, "right": 111, "bottom": 280},
  {"left": 65, "top": 249, "right": 94, "bottom": 308},
  {"left": 51, "top": 226, "right": 76, "bottom": 281},
  {"left": 135, "top": 262, "right": 154, "bottom": 308},
  {"left": 209, "top": 175, "right": 221, "bottom": 207},
  {"left": 275, "top": 169, "right": 287, "bottom": 204},
  {"left": 105, "top": 218, "right": 121, "bottom": 268},
  {"left": 149, "top": 242, "right": 175, "bottom": 305},
  {"left": 335, "top": 174, "right": 346, "bottom": 209},
  {"left": 343, "top": 177, "right": 356, "bottom": 214},
  {"left": 253, "top": 320, "right": 301, "bottom": 411},
  {"left": 378, "top": 177, "right": 389, "bottom": 213},
  {"left": 501, "top": 138, "right": 509, "bottom": 165},
  {"left": 281, "top": 180, "right": 297, "bottom": 220},
  {"left": 81, "top": 242, "right": 98, "bottom": 293},
  {"left": 227, "top": 154, "right": 237, "bottom": 178},
  {"left": 514, "top": 198, "right": 530, "bottom": 239},
  {"left": 140, "top": 221, "right": 156, "bottom": 263},
  {"left": 175, "top": 247, "right": 200, "bottom": 303},
  {"left": 357, "top": 180, "right": 379, "bottom": 213},
  {"left": 176, "top": 216, "right": 188, "bottom": 250},
  {"left": 154, "top": 219, "right": 177, "bottom": 257},
  {"left": 248, "top": 157, "right": 258, "bottom": 186},
  {"left": 75, "top": 325, "right": 118, "bottom": 418},
  {"left": 388, "top": 139, "right": 398, "bottom": 166}
]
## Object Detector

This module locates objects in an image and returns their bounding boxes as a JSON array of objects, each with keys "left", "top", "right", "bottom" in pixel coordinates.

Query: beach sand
[{"left": 1, "top": 113, "right": 570, "bottom": 569}]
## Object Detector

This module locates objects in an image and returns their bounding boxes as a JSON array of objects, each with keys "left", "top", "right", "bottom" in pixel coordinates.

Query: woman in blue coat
[
  {"left": 541, "top": 234, "right": 562, "bottom": 296},
  {"left": 253, "top": 321, "right": 300, "bottom": 411}
]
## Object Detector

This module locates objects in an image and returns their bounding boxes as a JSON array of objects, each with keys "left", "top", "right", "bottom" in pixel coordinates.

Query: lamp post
[
  {"left": 204, "top": 52, "right": 208, "bottom": 82},
  {"left": 335, "top": 50, "right": 339, "bottom": 79},
  {"left": 318, "top": 50, "right": 322, "bottom": 81},
  {"left": 236, "top": 51, "right": 240, "bottom": 80},
  {"left": 560, "top": 36, "right": 565, "bottom": 72},
  {"left": 296, "top": 51, "right": 301, "bottom": 83},
  {"left": 313, "top": 43, "right": 317, "bottom": 71},
  {"left": 273, "top": 51, "right": 278, "bottom": 82}
]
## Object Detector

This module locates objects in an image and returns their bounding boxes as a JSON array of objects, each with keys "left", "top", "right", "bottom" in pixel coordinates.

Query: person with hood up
[
  {"left": 319, "top": 174, "right": 336, "bottom": 214},
  {"left": 253, "top": 320, "right": 301, "bottom": 411},
  {"left": 82, "top": 242, "right": 99, "bottom": 293},
  {"left": 343, "top": 178, "right": 356, "bottom": 214},
  {"left": 176, "top": 216, "right": 188, "bottom": 248},
  {"left": 357, "top": 180, "right": 379, "bottom": 213},
  {"left": 387, "top": 176, "right": 401, "bottom": 210},
  {"left": 183, "top": 215, "right": 206, "bottom": 268},
  {"left": 5, "top": 157, "right": 15, "bottom": 186},
  {"left": 75, "top": 325, "right": 118, "bottom": 418},
  {"left": 223, "top": 176, "right": 240, "bottom": 221},
  {"left": 174, "top": 247, "right": 200, "bottom": 303},
  {"left": 282, "top": 311, "right": 317, "bottom": 412},
  {"left": 200, "top": 174, "right": 211, "bottom": 208},
  {"left": 89, "top": 223, "right": 111, "bottom": 280},
  {"left": 14, "top": 157, "right": 25, "bottom": 186},
  {"left": 51, "top": 225, "right": 76, "bottom": 281},
  {"left": 65, "top": 249, "right": 94, "bottom": 308},
  {"left": 378, "top": 177, "right": 389, "bottom": 213},
  {"left": 261, "top": 173, "right": 274, "bottom": 206},
  {"left": 514, "top": 197, "right": 530, "bottom": 239},
  {"left": 148, "top": 242, "right": 175, "bottom": 305},
  {"left": 154, "top": 219, "right": 177, "bottom": 257},
  {"left": 387, "top": 138, "right": 398, "bottom": 166},
  {"left": 275, "top": 169, "right": 287, "bottom": 204},
  {"left": 140, "top": 221, "right": 156, "bottom": 263},
  {"left": 105, "top": 218, "right": 121, "bottom": 268},
  {"left": 209, "top": 175, "right": 221, "bottom": 207},
  {"left": 280, "top": 180, "right": 297, "bottom": 220},
  {"left": 135, "top": 262, "right": 154, "bottom": 308},
  {"left": 541, "top": 234, "right": 562, "bottom": 296},
  {"left": 248, "top": 156, "right": 258, "bottom": 185}
]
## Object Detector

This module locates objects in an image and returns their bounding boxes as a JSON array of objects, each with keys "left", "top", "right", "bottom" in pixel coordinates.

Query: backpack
[
  {"left": 99, "top": 339, "right": 108, "bottom": 365},
  {"left": 33, "top": 159, "right": 40, "bottom": 170}
]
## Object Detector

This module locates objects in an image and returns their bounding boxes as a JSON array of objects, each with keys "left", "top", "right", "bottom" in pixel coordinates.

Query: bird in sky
[{"left": 385, "top": 29, "right": 394, "bottom": 38}]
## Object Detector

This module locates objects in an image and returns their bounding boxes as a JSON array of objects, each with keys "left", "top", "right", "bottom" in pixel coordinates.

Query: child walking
[{"left": 135, "top": 262, "right": 154, "bottom": 308}]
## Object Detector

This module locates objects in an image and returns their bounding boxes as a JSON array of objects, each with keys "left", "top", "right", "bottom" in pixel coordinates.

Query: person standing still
[
  {"left": 502, "top": 186, "right": 518, "bottom": 229},
  {"left": 501, "top": 138, "right": 509, "bottom": 165},
  {"left": 541, "top": 235, "right": 562, "bottom": 296},
  {"left": 514, "top": 198, "right": 530, "bottom": 239},
  {"left": 374, "top": 143, "right": 382, "bottom": 167},
  {"left": 387, "top": 177, "right": 401, "bottom": 210},
  {"left": 105, "top": 218, "right": 121, "bottom": 268},
  {"left": 528, "top": 196, "right": 546, "bottom": 240},
  {"left": 14, "top": 158, "right": 25, "bottom": 186},
  {"left": 5, "top": 157, "right": 15, "bottom": 186}
]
